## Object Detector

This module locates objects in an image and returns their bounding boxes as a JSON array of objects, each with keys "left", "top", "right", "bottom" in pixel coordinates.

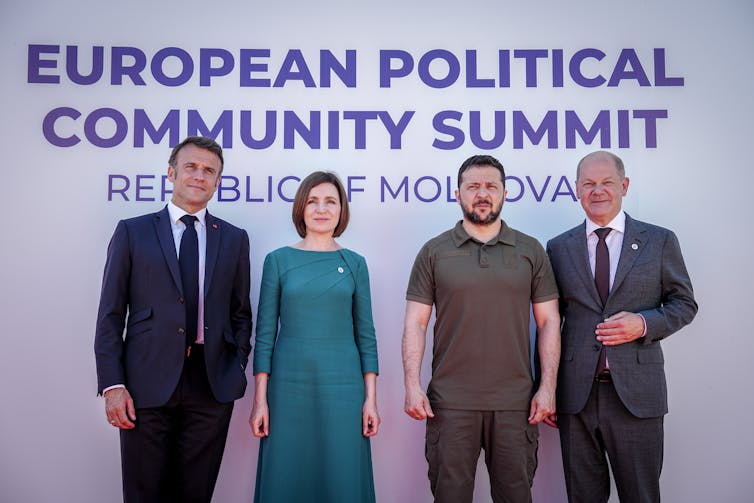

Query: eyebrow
[
  {"left": 581, "top": 177, "right": 617, "bottom": 183},
  {"left": 465, "top": 181, "right": 500, "bottom": 186}
]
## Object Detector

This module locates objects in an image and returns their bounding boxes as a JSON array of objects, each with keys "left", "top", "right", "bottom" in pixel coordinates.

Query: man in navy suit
[
  {"left": 547, "top": 151, "right": 697, "bottom": 503},
  {"left": 95, "top": 136, "right": 252, "bottom": 503}
]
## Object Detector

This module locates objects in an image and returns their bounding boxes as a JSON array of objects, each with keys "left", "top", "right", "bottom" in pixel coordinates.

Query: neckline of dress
[{"left": 286, "top": 246, "right": 344, "bottom": 253}]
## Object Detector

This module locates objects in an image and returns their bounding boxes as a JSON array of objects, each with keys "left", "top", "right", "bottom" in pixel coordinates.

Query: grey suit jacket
[{"left": 546, "top": 214, "right": 697, "bottom": 418}]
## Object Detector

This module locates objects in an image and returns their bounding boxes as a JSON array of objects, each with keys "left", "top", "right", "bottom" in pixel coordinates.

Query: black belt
[{"left": 595, "top": 370, "right": 612, "bottom": 383}]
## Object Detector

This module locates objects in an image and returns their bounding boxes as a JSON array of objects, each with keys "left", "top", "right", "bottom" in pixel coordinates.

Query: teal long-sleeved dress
[{"left": 253, "top": 247, "right": 379, "bottom": 503}]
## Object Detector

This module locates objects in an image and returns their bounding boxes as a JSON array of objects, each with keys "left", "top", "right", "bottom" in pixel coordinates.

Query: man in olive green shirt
[{"left": 402, "top": 154, "right": 561, "bottom": 503}]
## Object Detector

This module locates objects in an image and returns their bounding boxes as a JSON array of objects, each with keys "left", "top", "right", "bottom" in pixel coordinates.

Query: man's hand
[
  {"left": 596, "top": 311, "right": 646, "bottom": 346},
  {"left": 104, "top": 388, "right": 136, "bottom": 429},
  {"left": 528, "top": 386, "right": 556, "bottom": 427},
  {"left": 404, "top": 386, "right": 435, "bottom": 421},
  {"left": 402, "top": 301, "right": 434, "bottom": 421}
]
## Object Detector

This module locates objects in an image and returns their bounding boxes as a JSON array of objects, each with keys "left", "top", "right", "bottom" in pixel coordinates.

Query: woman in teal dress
[{"left": 250, "top": 171, "right": 380, "bottom": 502}]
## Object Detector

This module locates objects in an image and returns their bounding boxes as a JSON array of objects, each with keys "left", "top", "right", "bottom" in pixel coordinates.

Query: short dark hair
[
  {"left": 457, "top": 154, "right": 506, "bottom": 188},
  {"left": 576, "top": 150, "right": 625, "bottom": 181},
  {"left": 168, "top": 136, "right": 224, "bottom": 176},
  {"left": 291, "top": 171, "right": 350, "bottom": 238}
]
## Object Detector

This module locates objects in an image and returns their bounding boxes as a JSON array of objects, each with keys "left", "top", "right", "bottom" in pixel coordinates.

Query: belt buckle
[{"left": 595, "top": 370, "right": 611, "bottom": 383}]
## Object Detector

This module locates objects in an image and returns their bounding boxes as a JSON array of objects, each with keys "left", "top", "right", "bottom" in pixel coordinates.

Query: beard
[{"left": 462, "top": 199, "right": 503, "bottom": 225}]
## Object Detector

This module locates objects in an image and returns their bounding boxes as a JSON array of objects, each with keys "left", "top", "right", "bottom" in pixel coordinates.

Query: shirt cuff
[
  {"left": 638, "top": 313, "right": 647, "bottom": 338},
  {"left": 102, "top": 384, "right": 125, "bottom": 395}
]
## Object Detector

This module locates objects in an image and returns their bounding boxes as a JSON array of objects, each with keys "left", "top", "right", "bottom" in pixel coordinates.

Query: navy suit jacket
[
  {"left": 546, "top": 214, "right": 697, "bottom": 418},
  {"left": 95, "top": 207, "right": 252, "bottom": 408}
]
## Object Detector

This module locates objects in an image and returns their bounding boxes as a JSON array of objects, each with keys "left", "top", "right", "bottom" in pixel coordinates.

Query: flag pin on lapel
[
  {"left": 212, "top": 224, "right": 218, "bottom": 229},
  {"left": 631, "top": 243, "right": 638, "bottom": 250}
]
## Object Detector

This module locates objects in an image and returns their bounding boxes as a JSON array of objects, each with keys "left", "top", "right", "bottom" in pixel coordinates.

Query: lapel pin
[
  {"left": 338, "top": 267, "right": 344, "bottom": 274},
  {"left": 212, "top": 223, "right": 218, "bottom": 229},
  {"left": 631, "top": 243, "right": 638, "bottom": 250}
]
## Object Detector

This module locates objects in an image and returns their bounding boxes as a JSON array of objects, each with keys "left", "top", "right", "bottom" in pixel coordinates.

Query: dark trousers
[
  {"left": 559, "top": 380, "right": 664, "bottom": 503},
  {"left": 120, "top": 346, "right": 234, "bottom": 503},
  {"left": 425, "top": 409, "right": 539, "bottom": 503}
]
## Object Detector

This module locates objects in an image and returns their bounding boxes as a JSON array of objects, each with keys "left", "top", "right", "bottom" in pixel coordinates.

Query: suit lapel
[
  {"left": 610, "top": 214, "right": 646, "bottom": 297},
  {"left": 204, "top": 211, "right": 220, "bottom": 296},
  {"left": 564, "top": 222, "right": 603, "bottom": 308},
  {"left": 154, "top": 207, "right": 183, "bottom": 294}
]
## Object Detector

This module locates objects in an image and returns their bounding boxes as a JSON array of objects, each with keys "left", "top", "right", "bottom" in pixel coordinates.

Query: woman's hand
[
  {"left": 362, "top": 372, "right": 380, "bottom": 437},
  {"left": 249, "top": 372, "right": 270, "bottom": 437},
  {"left": 362, "top": 398, "right": 380, "bottom": 437},
  {"left": 249, "top": 399, "right": 270, "bottom": 438}
]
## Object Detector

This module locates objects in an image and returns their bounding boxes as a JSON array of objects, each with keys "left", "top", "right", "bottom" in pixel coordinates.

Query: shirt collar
[
  {"left": 450, "top": 220, "right": 516, "bottom": 247},
  {"left": 167, "top": 201, "right": 207, "bottom": 227},
  {"left": 585, "top": 211, "right": 625, "bottom": 237}
]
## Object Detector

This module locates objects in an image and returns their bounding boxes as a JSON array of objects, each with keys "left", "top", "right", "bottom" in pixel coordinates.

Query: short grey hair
[{"left": 576, "top": 151, "right": 625, "bottom": 180}]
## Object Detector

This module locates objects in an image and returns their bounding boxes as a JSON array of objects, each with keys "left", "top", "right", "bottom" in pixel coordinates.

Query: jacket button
[
  {"left": 593, "top": 344, "right": 601, "bottom": 351},
  {"left": 178, "top": 297, "right": 184, "bottom": 304},
  {"left": 178, "top": 328, "right": 185, "bottom": 334}
]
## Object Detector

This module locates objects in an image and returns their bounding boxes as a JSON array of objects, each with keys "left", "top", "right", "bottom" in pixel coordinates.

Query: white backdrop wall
[{"left": 1, "top": 1, "right": 752, "bottom": 502}]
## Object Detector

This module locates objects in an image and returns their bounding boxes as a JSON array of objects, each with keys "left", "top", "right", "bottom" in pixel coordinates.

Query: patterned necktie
[
  {"left": 594, "top": 227, "right": 612, "bottom": 375},
  {"left": 179, "top": 215, "right": 199, "bottom": 350}
]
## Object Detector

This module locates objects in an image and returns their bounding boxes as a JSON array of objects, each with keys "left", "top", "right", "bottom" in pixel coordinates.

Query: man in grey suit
[{"left": 546, "top": 151, "right": 697, "bottom": 503}]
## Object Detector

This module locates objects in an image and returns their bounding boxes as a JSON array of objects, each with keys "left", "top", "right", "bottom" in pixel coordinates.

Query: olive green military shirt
[{"left": 407, "top": 220, "right": 559, "bottom": 411}]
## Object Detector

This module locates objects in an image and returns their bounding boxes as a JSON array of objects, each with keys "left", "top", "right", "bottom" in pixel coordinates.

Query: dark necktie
[
  {"left": 179, "top": 215, "right": 199, "bottom": 350},
  {"left": 594, "top": 227, "right": 611, "bottom": 375}
]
